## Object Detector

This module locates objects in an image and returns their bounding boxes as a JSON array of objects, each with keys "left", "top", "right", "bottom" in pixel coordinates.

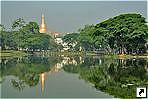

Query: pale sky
[{"left": 1, "top": 1, "right": 147, "bottom": 33}]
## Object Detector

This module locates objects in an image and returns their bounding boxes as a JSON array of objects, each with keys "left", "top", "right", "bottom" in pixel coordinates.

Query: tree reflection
[
  {"left": 11, "top": 79, "right": 25, "bottom": 91},
  {"left": 1, "top": 55, "right": 148, "bottom": 98},
  {"left": 24, "top": 73, "right": 39, "bottom": 87},
  {"left": 63, "top": 57, "right": 148, "bottom": 98},
  {"left": 1, "top": 55, "right": 61, "bottom": 90}
]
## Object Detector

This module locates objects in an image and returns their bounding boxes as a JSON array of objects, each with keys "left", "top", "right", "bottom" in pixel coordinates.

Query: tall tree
[
  {"left": 62, "top": 33, "right": 79, "bottom": 51},
  {"left": 12, "top": 18, "right": 25, "bottom": 30},
  {"left": 93, "top": 13, "right": 148, "bottom": 54}
]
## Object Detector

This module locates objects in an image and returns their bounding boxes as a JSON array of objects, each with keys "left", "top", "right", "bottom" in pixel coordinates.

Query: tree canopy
[
  {"left": 1, "top": 18, "right": 57, "bottom": 51},
  {"left": 77, "top": 13, "right": 148, "bottom": 54},
  {"left": 1, "top": 13, "right": 148, "bottom": 54},
  {"left": 62, "top": 33, "right": 79, "bottom": 51}
]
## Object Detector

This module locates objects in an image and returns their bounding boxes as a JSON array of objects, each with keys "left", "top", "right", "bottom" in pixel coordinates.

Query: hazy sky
[{"left": 1, "top": 1, "right": 147, "bottom": 33}]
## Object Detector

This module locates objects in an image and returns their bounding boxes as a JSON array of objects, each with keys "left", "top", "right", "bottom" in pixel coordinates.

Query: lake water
[{"left": 1, "top": 55, "right": 148, "bottom": 98}]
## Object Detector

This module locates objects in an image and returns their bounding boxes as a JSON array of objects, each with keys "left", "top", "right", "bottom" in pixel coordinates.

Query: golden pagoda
[{"left": 39, "top": 14, "right": 47, "bottom": 33}]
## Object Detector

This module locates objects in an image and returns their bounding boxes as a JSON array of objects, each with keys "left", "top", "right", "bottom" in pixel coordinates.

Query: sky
[{"left": 1, "top": 1, "right": 147, "bottom": 33}]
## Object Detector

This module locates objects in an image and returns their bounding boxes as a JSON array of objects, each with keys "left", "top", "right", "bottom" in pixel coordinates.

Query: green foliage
[
  {"left": 1, "top": 56, "right": 61, "bottom": 87},
  {"left": 79, "top": 25, "right": 98, "bottom": 51},
  {"left": 24, "top": 73, "right": 39, "bottom": 87},
  {"left": 78, "top": 13, "right": 148, "bottom": 54},
  {"left": 94, "top": 13, "right": 148, "bottom": 54},
  {"left": 79, "top": 58, "right": 147, "bottom": 98},
  {"left": 0, "top": 24, "right": 5, "bottom": 32},
  {"left": 19, "top": 22, "right": 39, "bottom": 34},
  {"left": 1, "top": 31, "right": 17, "bottom": 49},
  {"left": 12, "top": 18, "right": 25, "bottom": 30},
  {"left": 1, "top": 18, "right": 57, "bottom": 51},
  {"left": 1, "top": 54, "right": 147, "bottom": 98},
  {"left": 63, "top": 56, "right": 147, "bottom": 98},
  {"left": 62, "top": 33, "right": 80, "bottom": 51},
  {"left": 63, "top": 64, "right": 80, "bottom": 73}
]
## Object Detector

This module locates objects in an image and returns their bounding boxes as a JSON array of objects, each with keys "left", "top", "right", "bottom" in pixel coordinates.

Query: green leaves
[
  {"left": 93, "top": 13, "right": 148, "bottom": 54},
  {"left": 1, "top": 18, "right": 57, "bottom": 51},
  {"left": 12, "top": 18, "right": 25, "bottom": 30},
  {"left": 62, "top": 33, "right": 79, "bottom": 51},
  {"left": 63, "top": 33, "right": 79, "bottom": 44},
  {"left": 19, "top": 22, "right": 39, "bottom": 34},
  {"left": 77, "top": 13, "right": 147, "bottom": 54},
  {"left": 79, "top": 25, "right": 99, "bottom": 51},
  {"left": 0, "top": 24, "right": 5, "bottom": 32}
]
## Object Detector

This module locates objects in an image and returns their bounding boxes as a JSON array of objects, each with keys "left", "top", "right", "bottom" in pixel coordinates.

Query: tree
[
  {"left": 93, "top": 13, "right": 148, "bottom": 54},
  {"left": 0, "top": 24, "right": 5, "bottom": 32},
  {"left": 19, "top": 22, "right": 39, "bottom": 34},
  {"left": 12, "top": 18, "right": 25, "bottom": 30},
  {"left": 79, "top": 25, "right": 98, "bottom": 51},
  {"left": 1, "top": 18, "right": 57, "bottom": 51},
  {"left": 62, "top": 33, "right": 79, "bottom": 51},
  {"left": 1, "top": 29, "right": 17, "bottom": 50}
]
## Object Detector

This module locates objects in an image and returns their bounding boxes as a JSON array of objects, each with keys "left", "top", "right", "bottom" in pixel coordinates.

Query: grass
[
  {"left": 104, "top": 54, "right": 148, "bottom": 59},
  {"left": 35, "top": 51, "right": 85, "bottom": 56},
  {"left": 1, "top": 50, "right": 147, "bottom": 59},
  {"left": 0, "top": 50, "right": 28, "bottom": 58}
]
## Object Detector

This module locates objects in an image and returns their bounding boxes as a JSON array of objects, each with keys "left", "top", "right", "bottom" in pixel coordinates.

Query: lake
[{"left": 1, "top": 55, "right": 148, "bottom": 98}]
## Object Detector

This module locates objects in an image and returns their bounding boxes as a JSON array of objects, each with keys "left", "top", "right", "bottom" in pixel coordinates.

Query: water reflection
[
  {"left": 1, "top": 55, "right": 148, "bottom": 98},
  {"left": 40, "top": 73, "right": 45, "bottom": 93},
  {"left": 11, "top": 79, "right": 25, "bottom": 91}
]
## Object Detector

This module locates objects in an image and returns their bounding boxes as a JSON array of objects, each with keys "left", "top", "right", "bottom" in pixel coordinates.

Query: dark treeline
[{"left": 62, "top": 13, "right": 148, "bottom": 54}]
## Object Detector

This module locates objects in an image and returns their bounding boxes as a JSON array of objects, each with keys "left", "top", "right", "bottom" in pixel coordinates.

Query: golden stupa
[{"left": 39, "top": 14, "right": 47, "bottom": 33}]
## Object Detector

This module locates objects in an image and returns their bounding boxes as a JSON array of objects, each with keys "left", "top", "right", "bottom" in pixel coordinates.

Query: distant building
[
  {"left": 51, "top": 32, "right": 61, "bottom": 38},
  {"left": 39, "top": 14, "right": 70, "bottom": 51}
]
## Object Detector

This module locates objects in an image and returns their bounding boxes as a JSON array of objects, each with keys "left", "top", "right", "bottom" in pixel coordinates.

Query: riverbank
[
  {"left": 34, "top": 51, "right": 85, "bottom": 56},
  {"left": 0, "top": 50, "right": 28, "bottom": 58},
  {"left": 1, "top": 50, "right": 147, "bottom": 59},
  {"left": 104, "top": 54, "right": 148, "bottom": 59}
]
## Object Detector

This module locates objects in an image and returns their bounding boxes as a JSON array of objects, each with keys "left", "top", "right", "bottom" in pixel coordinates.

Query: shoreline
[
  {"left": 0, "top": 50, "right": 28, "bottom": 58},
  {"left": 0, "top": 50, "right": 147, "bottom": 59}
]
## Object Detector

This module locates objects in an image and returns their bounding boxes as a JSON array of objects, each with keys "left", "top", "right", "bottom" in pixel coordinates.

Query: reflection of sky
[
  {"left": 1, "top": 1, "right": 147, "bottom": 33},
  {"left": 2, "top": 71, "right": 113, "bottom": 98}
]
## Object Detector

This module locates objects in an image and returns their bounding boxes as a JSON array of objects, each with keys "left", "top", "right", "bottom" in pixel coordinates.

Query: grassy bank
[
  {"left": 1, "top": 50, "right": 147, "bottom": 59},
  {"left": 104, "top": 54, "right": 148, "bottom": 59},
  {"left": 0, "top": 50, "right": 28, "bottom": 57},
  {"left": 35, "top": 51, "right": 85, "bottom": 56}
]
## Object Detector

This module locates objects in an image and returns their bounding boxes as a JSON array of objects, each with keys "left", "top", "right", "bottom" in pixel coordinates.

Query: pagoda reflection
[
  {"left": 40, "top": 73, "right": 46, "bottom": 93},
  {"left": 39, "top": 56, "right": 84, "bottom": 93}
]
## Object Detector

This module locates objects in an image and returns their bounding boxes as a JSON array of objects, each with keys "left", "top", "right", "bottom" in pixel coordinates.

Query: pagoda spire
[{"left": 39, "top": 14, "right": 47, "bottom": 33}]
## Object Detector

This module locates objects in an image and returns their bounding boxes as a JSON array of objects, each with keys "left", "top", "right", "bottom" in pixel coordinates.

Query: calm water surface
[{"left": 1, "top": 55, "right": 148, "bottom": 98}]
